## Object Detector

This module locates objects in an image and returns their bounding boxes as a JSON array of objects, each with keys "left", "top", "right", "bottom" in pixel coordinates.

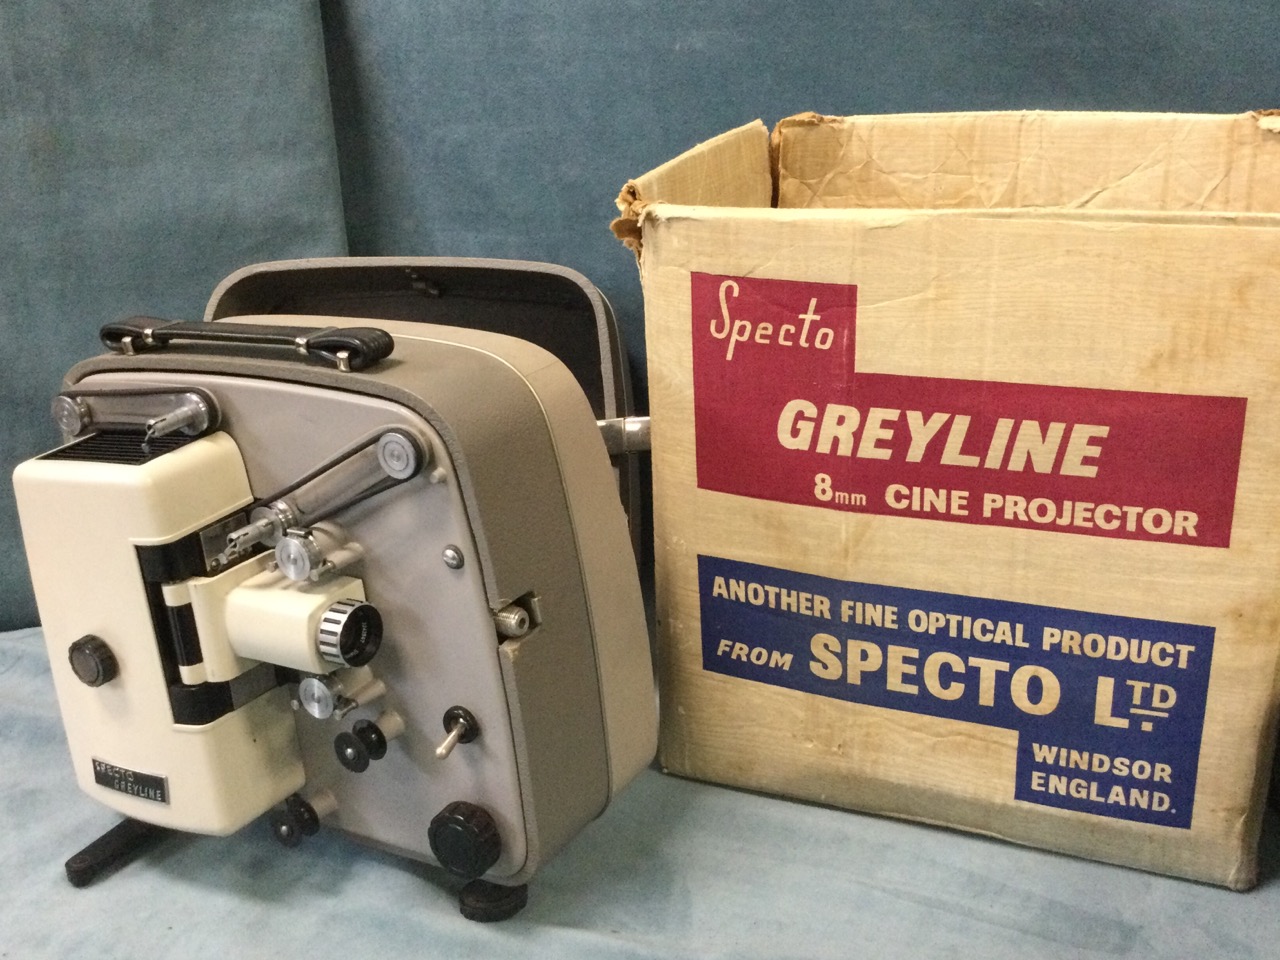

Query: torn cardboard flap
[
  {"left": 774, "top": 111, "right": 1280, "bottom": 212},
  {"left": 611, "top": 120, "right": 771, "bottom": 253},
  {"left": 614, "top": 112, "right": 1280, "bottom": 255}
]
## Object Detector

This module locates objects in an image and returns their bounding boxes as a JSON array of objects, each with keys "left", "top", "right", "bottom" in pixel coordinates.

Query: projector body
[{"left": 12, "top": 259, "right": 656, "bottom": 919}]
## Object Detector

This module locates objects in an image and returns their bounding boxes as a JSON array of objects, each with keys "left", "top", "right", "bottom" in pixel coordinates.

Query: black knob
[
  {"left": 270, "top": 794, "right": 321, "bottom": 847},
  {"left": 316, "top": 599, "right": 383, "bottom": 667},
  {"left": 353, "top": 719, "right": 388, "bottom": 760},
  {"left": 68, "top": 635, "right": 118, "bottom": 687},
  {"left": 429, "top": 801, "right": 502, "bottom": 879},
  {"left": 287, "top": 795, "right": 321, "bottom": 835},
  {"left": 333, "top": 719, "right": 388, "bottom": 773}
]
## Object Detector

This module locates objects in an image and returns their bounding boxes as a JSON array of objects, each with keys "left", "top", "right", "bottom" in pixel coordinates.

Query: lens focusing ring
[{"left": 316, "top": 599, "right": 383, "bottom": 667}]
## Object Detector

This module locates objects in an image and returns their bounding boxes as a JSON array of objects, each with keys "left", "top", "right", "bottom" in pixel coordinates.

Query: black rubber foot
[
  {"left": 459, "top": 880, "right": 528, "bottom": 922},
  {"left": 65, "top": 818, "right": 171, "bottom": 888}
]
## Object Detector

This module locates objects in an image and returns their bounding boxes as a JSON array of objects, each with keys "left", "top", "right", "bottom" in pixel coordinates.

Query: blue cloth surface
[
  {"left": 3, "top": 627, "right": 1277, "bottom": 959},
  {"left": 0, "top": 1, "right": 347, "bottom": 629}
]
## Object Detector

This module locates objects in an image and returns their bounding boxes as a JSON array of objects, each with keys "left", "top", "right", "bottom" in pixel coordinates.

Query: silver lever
[
  {"left": 597, "top": 416, "right": 651, "bottom": 455},
  {"left": 221, "top": 428, "right": 428, "bottom": 562}
]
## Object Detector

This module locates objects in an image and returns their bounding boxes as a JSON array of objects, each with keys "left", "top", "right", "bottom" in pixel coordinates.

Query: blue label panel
[{"left": 698, "top": 555, "right": 1215, "bottom": 828}]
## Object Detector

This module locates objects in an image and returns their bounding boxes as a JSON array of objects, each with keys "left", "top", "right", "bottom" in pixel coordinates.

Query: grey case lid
[{"left": 204, "top": 257, "right": 632, "bottom": 422}]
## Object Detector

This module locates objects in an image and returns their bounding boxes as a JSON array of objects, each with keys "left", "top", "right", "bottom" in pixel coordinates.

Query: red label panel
[{"left": 690, "top": 272, "right": 1247, "bottom": 547}]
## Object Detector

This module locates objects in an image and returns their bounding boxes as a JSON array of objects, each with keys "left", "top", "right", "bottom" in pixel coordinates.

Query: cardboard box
[{"left": 613, "top": 111, "right": 1280, "bottom": 888}]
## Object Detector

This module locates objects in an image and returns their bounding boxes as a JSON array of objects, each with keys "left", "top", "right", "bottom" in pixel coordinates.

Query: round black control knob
[
  {"left": 316, "top": 599, "right": 383, "bottom": 667},
  {"left": 429, "top": 801, "right": 502, "bottom": 879},
  {"left": 270, "top": 795, "right": 325, "bottom": 847},
  {"left": 68, "top": 635, "right": 118, "bottom": 687},
  {"left": 353, "top": 719, "right": 388, "bottom": 760},
  {"left": 333, "top": 720, "right": 388, "bottom": 773},
  {"left": 286, "top": 795, "right": 321, "bottom": 836},
  {"left": 334, "top": 731, "right": 367, "bottom": 773}
]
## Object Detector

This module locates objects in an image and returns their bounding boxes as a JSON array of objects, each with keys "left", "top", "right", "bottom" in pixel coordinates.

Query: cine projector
[{"left": 11, "top": 258, "right": 656, "bottom": 921}]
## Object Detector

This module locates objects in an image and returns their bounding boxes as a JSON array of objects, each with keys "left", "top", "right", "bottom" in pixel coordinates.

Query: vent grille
[{"left": 43, "top": 431, "right": 192, "bottom": 465}]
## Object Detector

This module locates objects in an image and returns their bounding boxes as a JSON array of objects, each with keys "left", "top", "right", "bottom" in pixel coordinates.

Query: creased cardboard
[
  {"left": 616, "top": 111, "right": 1280, "bottom": 889},
  {"left": 771, "top": 111, "right": 1280, "bottom": 212},
  {"left": 611, "top": 120, "right": 772, "bottom": 252}
]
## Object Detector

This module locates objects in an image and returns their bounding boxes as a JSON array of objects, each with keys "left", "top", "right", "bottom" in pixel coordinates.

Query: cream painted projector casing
[
  {"left": 16, "top": 432, "right": 306, "bottom": 833},
  {"left": 13, "top": 302, "right": 656, "bottom": 891}
]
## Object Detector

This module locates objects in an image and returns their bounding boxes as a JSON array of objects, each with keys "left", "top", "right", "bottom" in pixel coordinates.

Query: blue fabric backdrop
[{"left": 0, "top": 1, "right": 346, "bottom": 629}]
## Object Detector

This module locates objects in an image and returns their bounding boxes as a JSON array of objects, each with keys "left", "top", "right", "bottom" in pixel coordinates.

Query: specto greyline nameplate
[
  {"left": 698, "top": 555, "right": 1214, "bottom": 828},
  {"left": 92, "top": 759, "right": 170, "bottom": 804}
]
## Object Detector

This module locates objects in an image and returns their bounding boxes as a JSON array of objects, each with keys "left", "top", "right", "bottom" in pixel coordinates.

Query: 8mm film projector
[{"left": 12, "top": 259, "right": 657, "bottom": 921}]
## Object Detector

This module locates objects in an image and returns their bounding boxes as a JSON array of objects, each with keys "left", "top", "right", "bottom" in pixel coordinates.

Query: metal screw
[{"left": 442, "top": 545, "right": 464, "bottom": 569}]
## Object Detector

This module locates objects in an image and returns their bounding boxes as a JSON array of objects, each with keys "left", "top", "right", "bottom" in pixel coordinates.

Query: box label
[
  {"left": 690, "top": 273, "right": 1247, "bottom": 546},
  {"left": 699, "top": 555, "right": 1215, "bottom": 827}
]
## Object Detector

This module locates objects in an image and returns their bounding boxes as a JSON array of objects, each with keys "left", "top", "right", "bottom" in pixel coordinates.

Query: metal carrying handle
[{"left": 99, "top": 317, "right": 395, "bottom": 373}]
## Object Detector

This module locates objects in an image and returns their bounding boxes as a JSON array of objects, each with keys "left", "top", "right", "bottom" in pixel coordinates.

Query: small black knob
[
  {"left": 316, "top": 599, "right": 383, "bottom": 667},
  {"left": 269, "top": 795, "right": 323, "bottom": 847},
  {"left": 286, "top": 795, "right": 321, "bottom": 836},
  {"left": 333, "top": 719, "right": 388, "bottom": 773},
  {"left": 68, "top": 635, "right": 118, "bottom": 687},
  {"left": 334, "top": 731, "right": 368, "bottom": 772},
  {"left": 429, "top": 801, "right": 502, "bottom": 879},
  {"left": 353, "top": 719, "right": 388, "bottom": 760}
]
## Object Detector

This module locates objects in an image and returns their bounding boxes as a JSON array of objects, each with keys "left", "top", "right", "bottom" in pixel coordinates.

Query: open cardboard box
[{"left": 614, "top": 111, "right": 1280, "bottom": 888}]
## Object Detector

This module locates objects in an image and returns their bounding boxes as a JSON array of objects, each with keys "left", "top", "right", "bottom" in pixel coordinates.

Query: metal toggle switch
[{"left": 435, "top": 706, "right": 480, "bottom": 759}]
